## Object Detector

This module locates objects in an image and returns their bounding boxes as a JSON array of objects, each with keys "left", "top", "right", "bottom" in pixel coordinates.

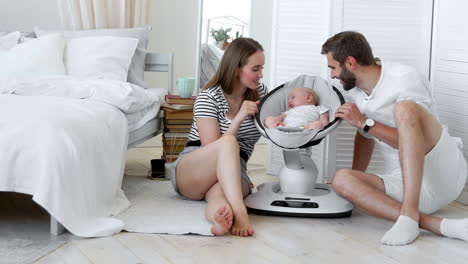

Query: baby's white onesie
[{"left": 282, "top": 105, "right": 329, "bottom": 127}]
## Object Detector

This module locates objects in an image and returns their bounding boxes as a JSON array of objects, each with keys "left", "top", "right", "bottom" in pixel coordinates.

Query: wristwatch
[{"left": 363, "top": 118, "right": 375, "bottom": 133}]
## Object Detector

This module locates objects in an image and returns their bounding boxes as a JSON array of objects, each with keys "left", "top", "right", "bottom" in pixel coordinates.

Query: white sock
[
  {"left": 440, "top": 218, "right": 468, "bottom": 242},
  {"left": 381, "top": 215, "right": 420, "bottom": 246}
]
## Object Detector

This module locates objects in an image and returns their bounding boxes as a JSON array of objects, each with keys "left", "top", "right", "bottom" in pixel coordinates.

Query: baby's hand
[
  {"left": 305, "top": 121, "right": 324, "bottom": 130},
  {"left": 265, "top": 116, "right": 282, "bottom": 128}
]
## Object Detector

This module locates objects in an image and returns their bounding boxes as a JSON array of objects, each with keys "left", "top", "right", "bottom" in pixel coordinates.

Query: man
[{"left": 321, "top": 31, "right": 468, "bottom": 246}]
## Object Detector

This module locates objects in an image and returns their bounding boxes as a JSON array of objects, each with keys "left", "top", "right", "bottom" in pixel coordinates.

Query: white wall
[
  {"left": 145, "top": 0, "right": 201, "bottom": 92},
  {"left": 0, "top": 0, "right": 62, "bottom": 31},
  {"left": 0, "top": 0, "right": 201, "bottom": 94},
  {"left": 250, "top": 0, "right": 273, "bottom": 90}
]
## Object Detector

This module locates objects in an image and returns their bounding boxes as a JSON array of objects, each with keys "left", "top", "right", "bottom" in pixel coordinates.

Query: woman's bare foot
[
  {"left": 231, "top": 209, "right": 255, "bottom": 237},
  {"left": 210, "top": 205, "right": 233, "bottom": 236}
]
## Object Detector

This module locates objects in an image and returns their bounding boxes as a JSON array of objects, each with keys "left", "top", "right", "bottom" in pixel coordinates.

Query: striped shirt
[{"left": 188, "top": 83, "right": 267, "bottom": 159}]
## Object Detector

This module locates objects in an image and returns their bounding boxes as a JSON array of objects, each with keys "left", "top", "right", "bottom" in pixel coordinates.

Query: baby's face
[{"left": 287, "top": 88, "right": 316, "bottom": 108}]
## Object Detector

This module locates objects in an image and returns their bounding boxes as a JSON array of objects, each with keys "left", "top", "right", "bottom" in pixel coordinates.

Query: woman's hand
[{"left": 234, "top": 101, "right": 260, "bottom": 122}]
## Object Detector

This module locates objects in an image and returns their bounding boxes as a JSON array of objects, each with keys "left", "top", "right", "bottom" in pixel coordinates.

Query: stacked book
[{"left": 161, "top": 95, "right": 196, "bottom": 162}]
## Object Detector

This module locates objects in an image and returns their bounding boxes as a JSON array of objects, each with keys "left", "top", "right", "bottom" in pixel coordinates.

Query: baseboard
[
  {"left": 136, "top": 134, "right": 162, "bottom": 147},
  {"left": 456, "top": 189, "right": 468, "bottom": 205}
]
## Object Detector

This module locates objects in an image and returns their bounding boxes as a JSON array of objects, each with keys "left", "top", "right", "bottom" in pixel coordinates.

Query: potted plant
[{"left": 210, "top": 27, "right": 232, "bottom": 49}]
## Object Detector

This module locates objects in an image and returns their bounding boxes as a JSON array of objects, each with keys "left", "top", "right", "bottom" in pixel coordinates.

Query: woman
[{"left": 167, "top": 37, "right": 267, "bottom": 236}]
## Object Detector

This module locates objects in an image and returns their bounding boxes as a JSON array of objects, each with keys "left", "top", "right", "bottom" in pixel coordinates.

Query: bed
[
  {"left": 128, "top": 52, "right": 173, "bottom": 148},
  {"left": 0, "top": 28, "right": 173, "bottom": 237}
]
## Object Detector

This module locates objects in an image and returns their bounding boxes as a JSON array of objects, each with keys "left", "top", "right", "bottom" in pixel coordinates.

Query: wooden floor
[{"left": 36, "top": 137, "right": 468, "bottom": 264}]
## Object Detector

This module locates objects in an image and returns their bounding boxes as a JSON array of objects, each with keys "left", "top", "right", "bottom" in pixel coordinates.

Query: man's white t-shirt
[{"left": 348, "top": 60, "right": 439, "bottom": 172}]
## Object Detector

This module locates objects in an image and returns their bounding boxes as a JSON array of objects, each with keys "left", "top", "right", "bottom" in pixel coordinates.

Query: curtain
[{"left": 58, "top": 0, "right": 148, "bottom": 30}]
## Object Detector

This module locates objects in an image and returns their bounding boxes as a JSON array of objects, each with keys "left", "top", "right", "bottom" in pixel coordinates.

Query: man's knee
[
  {"left": 332, "top": 168, "right": 355, "bottom": 197},
  {"left": 393, "top": 100, "right": 422, "bottom": 124}
]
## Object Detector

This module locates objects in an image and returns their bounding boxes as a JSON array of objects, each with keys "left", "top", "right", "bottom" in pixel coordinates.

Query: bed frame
[{"left": 50, "top": 51, "right": 174, "bottom": 235}]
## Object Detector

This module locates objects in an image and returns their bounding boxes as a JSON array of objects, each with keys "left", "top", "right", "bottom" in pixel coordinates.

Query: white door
[
  {"left": 267, "top": 0, "right": 434, "bottom": 183},
  {"left": 331, "top": 0, "right": 434, "bottom": 177},
  {"left": 431, "top": 0, "right": 468, "bottom": 204},
  {"left": 266, "top": 0, "right": 332, "bottom": 181}
]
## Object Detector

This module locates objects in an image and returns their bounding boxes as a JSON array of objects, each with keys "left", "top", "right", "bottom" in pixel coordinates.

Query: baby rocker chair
[{"left": 244, "top": 75, "right": 353, "bottom": 217}]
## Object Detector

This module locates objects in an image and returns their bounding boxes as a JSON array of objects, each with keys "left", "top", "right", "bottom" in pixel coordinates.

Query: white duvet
[{"left": 0, "top": 76, "right": 156, "bottom": 237}]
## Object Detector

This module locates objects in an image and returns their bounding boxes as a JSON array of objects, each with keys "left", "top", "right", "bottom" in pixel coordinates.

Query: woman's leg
[
  {"left": 230, "top": 177, "right": 254, "bottom": 236},
  {"left": 204, "top": 183, "right": 233, "bottom": 236},
  {"left": 176, "top": 135, "right": 254, "bottom": 236},
  {"left": 204, "top": 179, "right": 252, "bottom": 236}
]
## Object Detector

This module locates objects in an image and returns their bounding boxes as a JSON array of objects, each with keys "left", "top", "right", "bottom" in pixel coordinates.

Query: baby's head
[{"left": 287, "top": 87, "right": 319, "bottom": 108}]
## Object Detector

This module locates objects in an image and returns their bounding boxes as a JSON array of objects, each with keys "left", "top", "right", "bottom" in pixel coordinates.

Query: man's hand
[{"left": 335, "top": 103, "right": 366, "bottom": 129}]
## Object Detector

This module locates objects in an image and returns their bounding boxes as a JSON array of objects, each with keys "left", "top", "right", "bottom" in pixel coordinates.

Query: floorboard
[{"left": 33, "top": 141, "right": 468, "bottom": 264}]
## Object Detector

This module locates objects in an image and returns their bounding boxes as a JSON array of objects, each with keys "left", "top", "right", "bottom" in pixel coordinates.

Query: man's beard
[{"left": 339, "top": 66, "right": 356, "bottom": 91}]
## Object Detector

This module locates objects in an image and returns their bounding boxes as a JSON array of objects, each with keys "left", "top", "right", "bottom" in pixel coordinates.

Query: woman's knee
[{"left": 216, "top": 135, "right": 240, "bottom": 152}]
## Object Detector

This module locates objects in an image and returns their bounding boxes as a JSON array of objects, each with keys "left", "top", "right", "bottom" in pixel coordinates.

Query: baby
[{"left": 264, "top": 87, "right": 329, "bottom": 130}]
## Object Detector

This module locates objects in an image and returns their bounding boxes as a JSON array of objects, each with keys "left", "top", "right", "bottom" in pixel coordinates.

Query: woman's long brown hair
[{"left": 204, "top": 37, "right": 263, "bottom": 101}]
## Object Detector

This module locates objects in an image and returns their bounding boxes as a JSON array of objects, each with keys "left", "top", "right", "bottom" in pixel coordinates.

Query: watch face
[{"left": 366, "top": 119, "right": 375, "bottom": 126}]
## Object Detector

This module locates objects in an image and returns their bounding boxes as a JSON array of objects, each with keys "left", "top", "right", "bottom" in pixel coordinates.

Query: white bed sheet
[
  {"left": 0, "top": 76, "right": 155, "bottom": 237},
  {"left": 127, "top": 88, "right": 167, "bottom": 132}
]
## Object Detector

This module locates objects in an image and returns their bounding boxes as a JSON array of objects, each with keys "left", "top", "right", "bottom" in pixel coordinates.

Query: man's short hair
[{"left": 321, "top": 31, "right": 375, "bottom": 66}]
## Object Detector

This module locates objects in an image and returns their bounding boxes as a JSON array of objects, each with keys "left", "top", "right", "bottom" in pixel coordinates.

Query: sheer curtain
[{"left": 58, "top": 0, "right": 148, "bottom": 30}]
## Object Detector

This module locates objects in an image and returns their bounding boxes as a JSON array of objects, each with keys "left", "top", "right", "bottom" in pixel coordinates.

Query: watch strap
[{"left": 363, "top": 124, "right": 371, "bottom": 133}]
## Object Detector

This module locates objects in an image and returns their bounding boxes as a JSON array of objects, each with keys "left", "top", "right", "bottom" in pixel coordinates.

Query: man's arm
[
  {"left": 364, "top": 120, "right": 398, "bottom": 149},
  {"left": 352, "top": 131, "right": 375, "bottom": 171},
  {"left": 335, "top": 103, "right": 399, "bottom": 149}
]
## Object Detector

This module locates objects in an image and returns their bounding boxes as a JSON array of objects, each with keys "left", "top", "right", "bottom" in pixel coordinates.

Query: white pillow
[
  {"left": 35, "top": 26, "right": 150, "bottom": 87},
  {"left": 0, "top": 31, "right": 21, "bottom": 51},
  {"left": 65, "top": 36, "right": 138, "bottom": 81},
  {"left": 0, "top": 34, "right": 66, "bottom": 77}
]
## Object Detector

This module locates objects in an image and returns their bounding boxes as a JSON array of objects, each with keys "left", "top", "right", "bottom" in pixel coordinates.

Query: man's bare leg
[
  {"left": 395, "top": 101, "right": 442, "bottom": 219},
  {"left": 177, "top": 135, "right": 254, "bottom": 237},
  {"left": 334, "top": 101, "right": 468, "bottom": 244},
  {"left": 335, "top": 168, "right": 468, "bottom": 245},
  {"left": 333, "top": 169, "right": 442, "bottom": 237},
  {"left": 391, "top": 101, "right": 468, "bottom": 244},
  {"left": 379, "top": 101, "right": 442, "bottom": 245}
]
